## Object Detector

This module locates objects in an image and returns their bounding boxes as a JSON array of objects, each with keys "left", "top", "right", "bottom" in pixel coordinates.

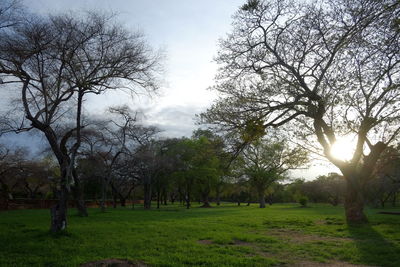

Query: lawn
[{"left": 0, "top": 203, "right": 399, "bottom": 266}]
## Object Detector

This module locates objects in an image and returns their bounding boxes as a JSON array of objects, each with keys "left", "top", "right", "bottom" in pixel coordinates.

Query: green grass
[{"left": 0, "top": 203, "right": 399, "bottom": 266}]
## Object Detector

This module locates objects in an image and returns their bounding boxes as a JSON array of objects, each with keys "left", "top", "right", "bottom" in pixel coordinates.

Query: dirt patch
[
  {"left": 81, "top": 259, "right": 147, "bottom": 267},
  {"left": 269, "top": 229, "right": 352, "bottom": 243},
  {"left": 233, "top": 240, "right": 254, "bottom": 247},
  {"left": 198, "top": 239, "right": 214, "bottom": 245},
  {"left": 293, "top": 260, "right": 372, "bottom": 267}
]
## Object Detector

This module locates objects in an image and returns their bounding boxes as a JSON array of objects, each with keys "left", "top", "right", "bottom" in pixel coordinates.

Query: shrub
[{"left": 299, "top": 196, "right": 308, "bottom": 207}]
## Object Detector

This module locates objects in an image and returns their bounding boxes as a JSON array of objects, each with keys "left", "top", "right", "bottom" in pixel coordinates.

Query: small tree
[{"left": 240, "top": 137, "right": 307, "bottom": 208}]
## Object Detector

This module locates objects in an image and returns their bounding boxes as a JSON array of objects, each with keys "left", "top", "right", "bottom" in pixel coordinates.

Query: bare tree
[
  {"left": 201, "top": 0, "right": 399, "bottom": 223},
  {"left": 0, "top": 12, "right": 163, "bottom": 231}
]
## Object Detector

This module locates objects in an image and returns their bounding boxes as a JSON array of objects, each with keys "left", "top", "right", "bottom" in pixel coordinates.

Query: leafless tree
[
  {"left": 201, "top": 0, "right": 399, "bottom": 223},
  {"left": 0, "top": 11, "right": 163, "bottom": 231}
]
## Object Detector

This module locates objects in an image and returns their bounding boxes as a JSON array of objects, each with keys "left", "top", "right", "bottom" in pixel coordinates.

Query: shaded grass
[{"left": 0, "top": 203, "right": 399, "bottom": 266}]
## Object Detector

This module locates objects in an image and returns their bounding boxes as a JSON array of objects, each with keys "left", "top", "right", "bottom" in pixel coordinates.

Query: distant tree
[
  {"left": 302, "top": 173, "right": 345, "bottom": 206},
  {"left": 0, "top": 11, "right": 162, "bottom": 231},
  {"left": 0, "top": 146, "right": 24, "bottom": 205},
  {"left": 367, "top": 146, "right": 400, "bottom": 207},
  {"left": 240, "top": 137, "right": 307, "bottom": 208},
  {"left": 202, "top": 0, "right": 400, "bottom": 223}
]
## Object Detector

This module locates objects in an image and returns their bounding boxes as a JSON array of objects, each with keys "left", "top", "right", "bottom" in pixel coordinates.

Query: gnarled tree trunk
[{"left": 344, "top": 178, "right": 367, "bottom": 224}]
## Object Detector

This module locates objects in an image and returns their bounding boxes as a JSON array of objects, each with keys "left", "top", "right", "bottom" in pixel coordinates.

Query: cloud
[{"left": 146, "top": 104, "right": 205, "bottom": 138}]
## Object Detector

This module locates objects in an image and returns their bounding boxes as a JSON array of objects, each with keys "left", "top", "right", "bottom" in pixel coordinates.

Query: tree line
[{"left": 0, "top": 0, "right": 399, "bottom": 232}]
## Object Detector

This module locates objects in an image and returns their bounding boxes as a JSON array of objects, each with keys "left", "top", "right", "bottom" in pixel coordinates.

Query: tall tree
[
  {"left": 0, "top": 12, "right": 162, "bottom": 231},
  {"left": 202, "top": 0, "right": 400, "bottom": 223}
]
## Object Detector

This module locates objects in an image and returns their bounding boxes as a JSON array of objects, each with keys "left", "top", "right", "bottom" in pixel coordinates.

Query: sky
[
  {"left": 24, "top": 0, "right": 245, "bottom": 137},
  {"left": 0, "top": 0, "right": 340, "bottom": 179}
]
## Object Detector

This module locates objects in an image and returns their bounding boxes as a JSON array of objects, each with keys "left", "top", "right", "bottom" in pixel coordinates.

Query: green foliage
[
  {"left": 240, "top": 119, "right": 266, "bottom": 143},
  {"left": 298, "top": 196, "right": 308, "bottom": 207}
]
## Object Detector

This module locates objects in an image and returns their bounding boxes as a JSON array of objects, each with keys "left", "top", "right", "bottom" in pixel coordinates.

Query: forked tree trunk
[{"left": 344, "top": 179, "right": 367, "bottom": 224}]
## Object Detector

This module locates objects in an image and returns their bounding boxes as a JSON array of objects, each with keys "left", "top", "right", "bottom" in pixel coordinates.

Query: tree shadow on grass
[{"left": 347, "top": 222, "right": 400, "bottom": 267}]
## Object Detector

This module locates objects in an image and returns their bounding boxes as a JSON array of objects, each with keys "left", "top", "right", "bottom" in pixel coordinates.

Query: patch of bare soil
[
  {"left": 198, "top": 237, "right": 371, "bottom": 267},
  {"left": 81, "top": 259, "right": 147, "bottom": 267},
  {"left": 197, "top": 239, "right": 214, "bottom": 245},
  {"left": 269, "top": 229, "right": 352, "bottom": 243},
  {"left": 293, "top": 260, "right": 372, "bottom": 267}
]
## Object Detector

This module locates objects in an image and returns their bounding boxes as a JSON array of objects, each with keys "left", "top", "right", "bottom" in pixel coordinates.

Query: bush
[{"left": 298, "top": 196, "right": 308, "bottom": 207}]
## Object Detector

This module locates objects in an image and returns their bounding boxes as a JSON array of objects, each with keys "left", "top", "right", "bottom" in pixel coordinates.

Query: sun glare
[{"left": 330, "top": 136, "right": 355, "bottom": 161}]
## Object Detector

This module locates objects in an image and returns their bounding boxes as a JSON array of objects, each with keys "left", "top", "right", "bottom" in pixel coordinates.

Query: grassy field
[{"left": 0, "top": 203, "right": 399, "bottom": 267}]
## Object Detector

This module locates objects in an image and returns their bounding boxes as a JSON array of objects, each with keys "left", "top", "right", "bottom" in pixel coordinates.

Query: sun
[{"left": 330, "top": 136, "right": 356, "bottom": 161}]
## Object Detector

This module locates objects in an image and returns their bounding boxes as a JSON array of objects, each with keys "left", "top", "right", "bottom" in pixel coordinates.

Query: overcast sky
[
  {"left": 23, "top": 0, "right": 245, "bottom": 137},
  {"left": 0, "top": 0, "right": 339, "bottom": 179}
]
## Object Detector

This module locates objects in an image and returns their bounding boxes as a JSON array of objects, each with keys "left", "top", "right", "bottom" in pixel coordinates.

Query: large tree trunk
[
  {"left": 259, "top": 191, "right": 266, "bottom": 208},
  {"left": 50, "top": 185, "right": 68, "bottom": 233},
  {"left": 344, "top": 178, "right": 367, "bottom": 224}
]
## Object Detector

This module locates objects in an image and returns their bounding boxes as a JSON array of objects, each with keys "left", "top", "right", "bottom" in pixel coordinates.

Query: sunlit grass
[{"left": 0, "top": 203, "right": 399, "bottom": 266}]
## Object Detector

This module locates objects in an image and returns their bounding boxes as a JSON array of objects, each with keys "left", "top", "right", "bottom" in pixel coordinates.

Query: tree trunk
[
  {"left": 144, "top": 182, "right": 152, "bottom": 209},
  {"left": 112, "top": 188, "right": 117, "bottom": 208},
  {"left": 163, "top": 188, "right": 168, "bottom": 205},
  {"left": 344, "top": 179, "right": 367, "bottom": 224},
  {"left": 185, "top": 192, "right": 191, "bottom": 209},
  {"left": 131, "top": 190, "right": 135, "bottom": 210},
  {"left": 50, "top": 185, "right": 68, "bottom": 233},
  {"left": 259, "top": 191, "right": 266, "bottom": 208},
  {"left": 72, "top": 170, "right": 88, "bottom": 217},
  {"left": 157, "top": 189, "right": 160, "bottom": 209},
  {"left": 120, "top": 197, "right": 126, "bottom": 207},
  {"left": 201, "top": 193, "right": 211, "bottom": 208},
  {"left": 100, "top": 176, "right": 107, "bottom": 212}
]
